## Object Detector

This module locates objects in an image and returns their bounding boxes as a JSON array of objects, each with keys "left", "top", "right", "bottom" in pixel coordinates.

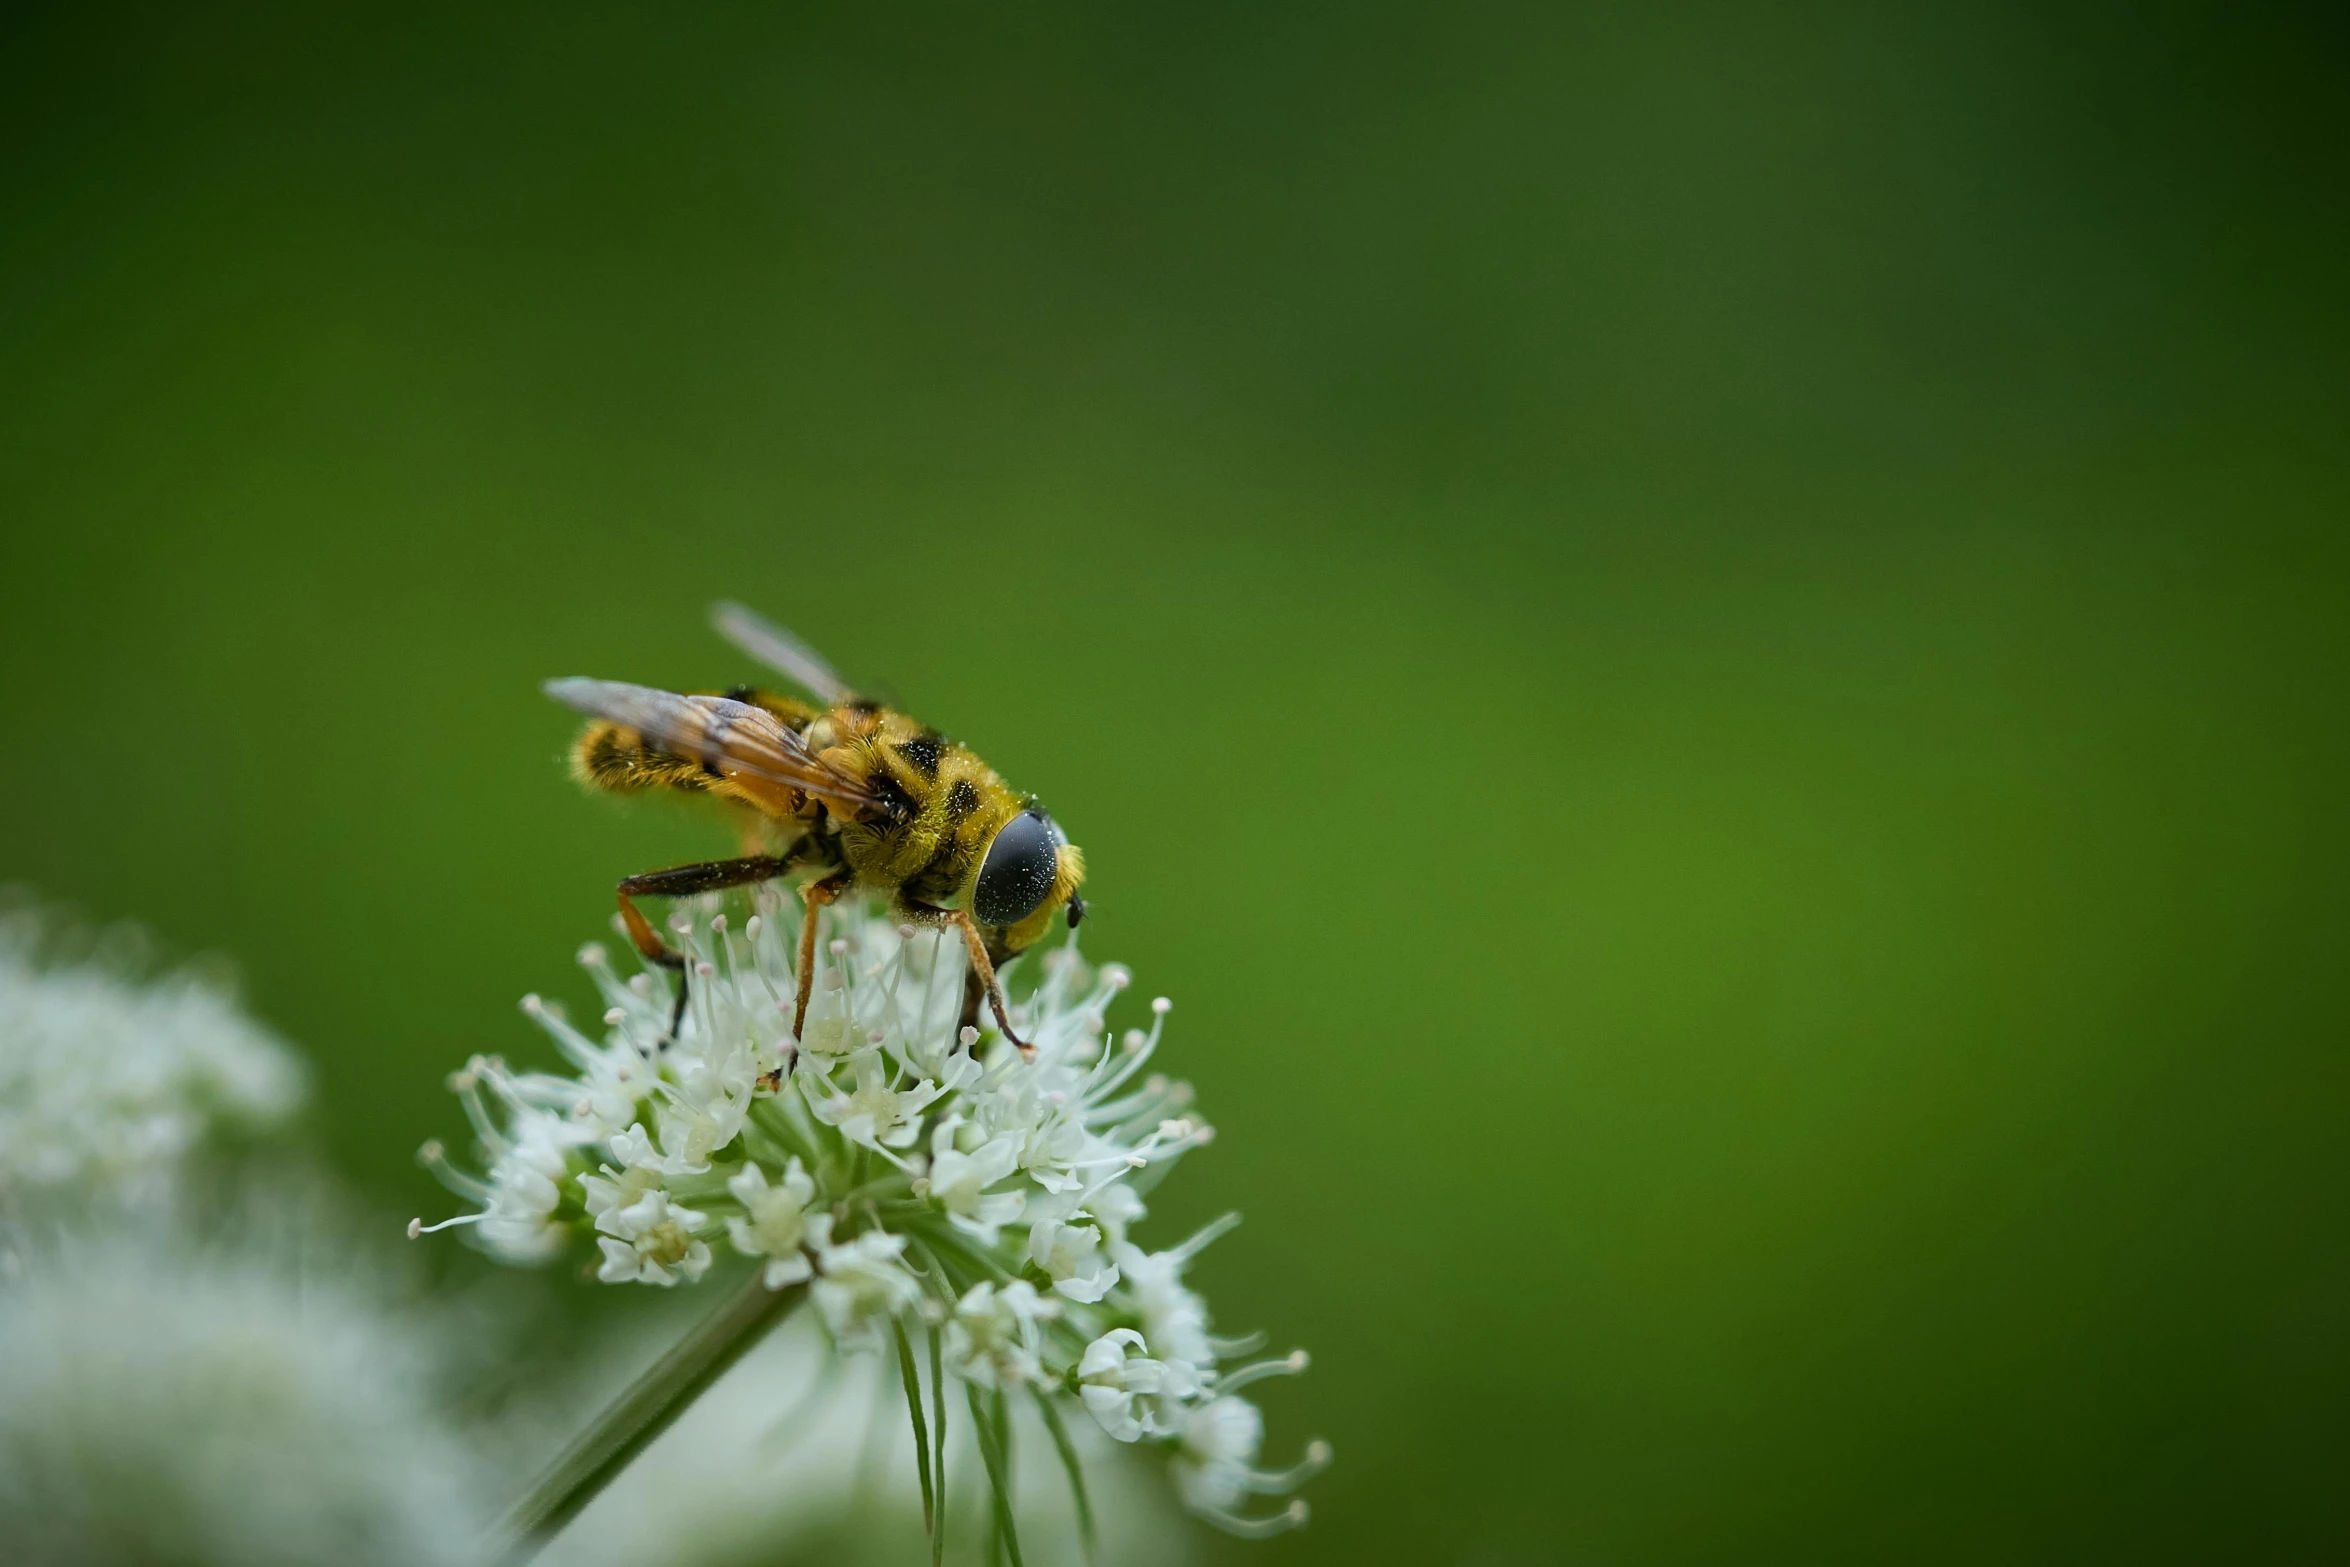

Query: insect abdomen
[{"left": 572, "top": 723, "right": 715, "bottom": 794}]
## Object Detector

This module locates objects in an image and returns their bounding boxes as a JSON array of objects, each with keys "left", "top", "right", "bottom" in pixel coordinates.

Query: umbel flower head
[
  {"left": 0, "top": 897, "right": 305, "bottom": 1224},
  {"left": 418, "top": 890, "right": 1325, "bottom": 1539}
]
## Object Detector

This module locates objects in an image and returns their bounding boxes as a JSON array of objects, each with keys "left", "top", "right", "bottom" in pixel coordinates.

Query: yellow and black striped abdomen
[
  {"left": 571, "top": 721, "right": 715, "bottom": 796},
  {"left": 569, "top": 686, "right": 828, "bottom": 809}
]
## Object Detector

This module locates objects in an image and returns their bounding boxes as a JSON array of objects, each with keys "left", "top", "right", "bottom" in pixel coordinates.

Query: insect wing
[
  {"left": 544, "top": 677, "right": 883, "bottom": 814},
  {"left": 710, "top": 602, "right": 853, "bottom": 706}
]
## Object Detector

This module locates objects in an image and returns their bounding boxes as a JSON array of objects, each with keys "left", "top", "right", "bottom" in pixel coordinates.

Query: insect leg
[
  {"left": 898, "top": 902, "right": 1032, "bottom": 1058},
  {"left": 615, "top": 855, "right": 796, "bottom": 1035},
  {"left": 950, "top": 909, "right": 1032, "bottom": 1059},
  {"left": 793, "top": 870, "right": 857, "bottom": 1039}
]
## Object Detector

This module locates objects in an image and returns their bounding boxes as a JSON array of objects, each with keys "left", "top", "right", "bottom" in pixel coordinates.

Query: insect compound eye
[
  {"left": 972, "top": 809, "right": 1060, "bottom": 928},
  {"left": 1066, "top": 894, "right": 1087, "bottom": 929}
]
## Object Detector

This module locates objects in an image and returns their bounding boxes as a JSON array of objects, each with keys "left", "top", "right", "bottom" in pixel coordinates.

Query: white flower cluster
[
  {"left": 418, "top": 892, "right": 1324, "bottom": 1537},
  {"left": 0, "top": 901, "right": 306, "bottom": 1220},
  {"left": 0, "top": 1223, "right": 488, "bottom": 1567}
]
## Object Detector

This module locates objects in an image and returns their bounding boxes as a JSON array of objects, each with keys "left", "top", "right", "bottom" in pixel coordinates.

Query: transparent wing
[
  {"left": 710, "top": 602, "right": 852, "bottom": 706},
  {"left": 544, "top": 677, "right": 884, "bottom": 813}
]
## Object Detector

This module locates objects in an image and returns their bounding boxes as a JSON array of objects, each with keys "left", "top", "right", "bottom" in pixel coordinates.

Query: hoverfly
[{"left": 545, "top": 603, "right": 1086, "bottom": 1055}]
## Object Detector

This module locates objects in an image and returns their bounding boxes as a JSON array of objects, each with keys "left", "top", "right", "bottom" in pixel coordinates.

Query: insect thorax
[{"left": 826, "top": 708, "right": 1020, "bottom": 912}]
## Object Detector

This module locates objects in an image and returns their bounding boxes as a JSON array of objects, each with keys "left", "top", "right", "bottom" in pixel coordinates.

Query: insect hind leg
[{"left": 614, "top": 855, "right": 796, "bottom": 1038}]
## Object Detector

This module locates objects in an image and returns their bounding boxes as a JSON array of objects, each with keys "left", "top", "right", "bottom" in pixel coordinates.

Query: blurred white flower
[
  {"left": 1029, "top": 1208, "right": 1119, "bottom": 1302},
  {"left": 0, "top": 1224, "right": 489, "bottom": 1567},
  {"left": 810, "top": 1228, "right": 923, "bottom": 1345},
  {"left": 1078, "top": 1327, "right": 1190, "bottom": 1442},
  {"left": 0, "top": 901, "right": 304, "bottom": 1222},
  {"left": 943, "top": 1278, "right": 1051, "bottom": 1388},
  {"left": 412, "top": 1056, "right": 599, "bottom": 1263},
  {"left": 1169, "top": 1396, "right": 1328, "bottom": 1540},
  {"left": 419, "top": 893, "right": 1323, "bottom": 1537},
  {"left": 1114, "top": 1229, "right": 1221, "bottom": 1371}
]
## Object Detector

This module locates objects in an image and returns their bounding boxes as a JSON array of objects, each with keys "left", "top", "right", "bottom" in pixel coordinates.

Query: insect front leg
[
  {"left": 615, "top": 855, "right": 796, "bottom": 1037},
  {"left": 901, "top": 903, "right": 1032, "bottom": 1059},
  {"left": 954, "top": 911, "right": 1034, "bottom": 1058}
]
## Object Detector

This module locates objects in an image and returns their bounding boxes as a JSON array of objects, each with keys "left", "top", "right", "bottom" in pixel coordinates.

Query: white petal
[
  {"left": 1053, "top": 1271, "right": 1114, "bottom": 1304},
  {"left": 1081, "top": 1384, "right": 1143, "bottom": 1442}
]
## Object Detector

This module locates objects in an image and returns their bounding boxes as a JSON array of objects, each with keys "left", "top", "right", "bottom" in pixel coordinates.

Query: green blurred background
[{"left": 4, "top": 3, "right": 2346, "bottom": 1562}]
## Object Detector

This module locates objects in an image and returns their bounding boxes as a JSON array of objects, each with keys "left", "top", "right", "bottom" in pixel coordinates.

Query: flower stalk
[{"left": 491, "top": 1270, "right": 807, "bottom": 1561}]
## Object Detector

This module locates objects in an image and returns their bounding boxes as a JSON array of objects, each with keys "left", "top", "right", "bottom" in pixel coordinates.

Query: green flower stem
[
  {"left": 492, "top": 1269, "right": 808, "bottom": 1562},
  {"left": 893, "top": 1318, "right": 937, "bottom": 1535}
]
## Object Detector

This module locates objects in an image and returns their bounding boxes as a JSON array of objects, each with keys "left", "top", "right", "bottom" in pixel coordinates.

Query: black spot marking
[
  {"left": 846, "top": 698, "right": 883, "bottom": 716},
  {"left": 946, "top": 779, "right": 980, "bottom": 820},
  {"left": 865, "top": 767, "right": 918, "bottom": 821},
  {"left": 699, "top": 759, "right": 724, "bottom": 779},
  {"left": 895, "top": 732, "right": 945, "bottom": 779},
  {"left": 724, "top": 685, "right": 757, "bottom": 703}
]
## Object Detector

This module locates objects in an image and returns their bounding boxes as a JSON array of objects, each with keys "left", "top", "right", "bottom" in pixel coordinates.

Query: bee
[{"left": 544, "top": 602, "right": 1086, "bottom": 1056}]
